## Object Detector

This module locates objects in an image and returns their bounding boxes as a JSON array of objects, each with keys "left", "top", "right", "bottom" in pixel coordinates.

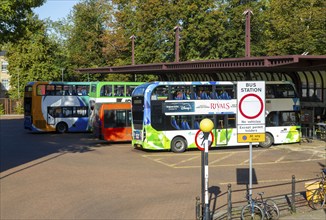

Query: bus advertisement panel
[
  {"left": 24, "top": 81, "right": 91, "bottom": 133},
  {"left": 131, "top": 81, "right": 300, "bottom": 152}
]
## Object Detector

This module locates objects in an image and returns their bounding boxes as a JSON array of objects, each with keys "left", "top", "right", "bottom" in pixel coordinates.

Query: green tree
[
  {"left": 5, "top": 15, "right": 61, "bottom": 99},
  {"left": 47, "top": 18, "right": 73, "bottom": 82},
  {"left": 266, "top": 0, "right": 326, "bottom": 55},
  {"left": 112, "top": 0, "right": 269, "bottom": 63},
  {"left": 67, "top": 0, "right": 111, "bottom": 81},
  {"left": 177, "top": 0, "right": 228, "bottom": 60},
  {"left": 0, "top": 0, "right": 45, "bottom": 43},
  {"left": 113, "top": 0, "right": 181, "bottom": 64}
]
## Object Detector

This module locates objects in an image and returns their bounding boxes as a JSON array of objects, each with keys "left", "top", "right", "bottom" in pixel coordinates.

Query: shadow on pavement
[{"left": 0, "top": 118, "right": 108, "bottom": 174}]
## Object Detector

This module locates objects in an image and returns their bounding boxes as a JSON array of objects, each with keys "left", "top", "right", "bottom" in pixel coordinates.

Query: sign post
[{"left": 237, "top": 81, "right": 265, "bottom": 201}]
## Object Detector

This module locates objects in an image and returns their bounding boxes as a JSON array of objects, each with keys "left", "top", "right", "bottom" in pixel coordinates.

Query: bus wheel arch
[
  {"left": 171, "top": 136, "right": 188, "bottom": 153},
  {"left": 56, "top": 122, "right": 68, "bottom": 133},
  {"left": 259, "top": 132, "right": 274, "bottom": 148}
]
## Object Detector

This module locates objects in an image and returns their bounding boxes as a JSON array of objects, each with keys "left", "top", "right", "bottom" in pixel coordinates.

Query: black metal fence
[{"left": 196, "top": 175, "right": 320, "bottom": 220}]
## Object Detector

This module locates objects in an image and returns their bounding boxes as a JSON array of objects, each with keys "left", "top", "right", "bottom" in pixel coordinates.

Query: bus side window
[
  {"left": 181, "top": 120, "right": 190, "bottom": 130},
  {"left": 55, "top": 108, "right": 63, "bottom": 117},
  {"left": 126, "top": 86, "right": 132, "bottom": 96},
  {"left": 115, "top": 110, "right": 126, "bottom": 127},
  {"left": 104, "top": 110, "right": 114, "bottom": 128},
  {"left": 210, "top": 91, "right": 219, "bottom": 99},
  {"left": 266, "top": 112, "right": 277, "bottom": 126},
  {"left": 37, "top": 85, "right": 46, "bottom": 95},
  {"left": 227, "top": 115, "right": 236, "bottom": 128},
  {"left": 114, "top": 86, "right": 124, "bottom": 97},
  {"left": 152, "top": 86, "right": 168, "bottom": 100},
  {"left": 194, "top": 121, "right": 200, "bottom": 129},
  {"left": 266, "top": 85, "right": 275, "bottom": 98},
  {"left": 45, "top": 85, "right": 54, "bottom": 95},
  {"left": 171, "top": 118, "right": 180, "bottom": 130},
  {"left": 217, "top": 116, "right": 224, "bottom": 129}
]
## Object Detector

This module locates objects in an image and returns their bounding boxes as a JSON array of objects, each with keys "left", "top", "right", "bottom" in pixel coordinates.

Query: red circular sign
[
  {"left": 195, "top": 130, "right": 214, "bottom": 151},
  {"left": 239, "top": 94, "right": 264, "bottom": 119}
]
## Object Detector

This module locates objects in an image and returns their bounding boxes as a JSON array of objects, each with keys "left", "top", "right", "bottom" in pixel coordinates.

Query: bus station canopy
[
  {"left": 78, "top": 55, "right": 326, "bottom": 129},
  {"left": 77, "top": 55, "right": 326, "bottom": 83}
]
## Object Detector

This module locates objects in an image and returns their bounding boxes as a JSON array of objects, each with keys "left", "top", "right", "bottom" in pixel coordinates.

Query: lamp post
[
  {"left": 17, "top": 71, "right": 20, "bottom": 99},
  {"left": 174, "top": 25, "right": 181, "bottom": 62},
  {"left": 199, "top": 118, "right": 214, "bottom": 220},
  {"left": 61, "top": 68, "right": 64, "bottom": 82}
]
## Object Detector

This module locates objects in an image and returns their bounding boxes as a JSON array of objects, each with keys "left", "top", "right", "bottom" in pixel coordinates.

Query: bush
[
  {"left": 14, "top": 102, "right": 24, "bottom": 114},
  {"left": 0, "top": 104, "right": 4, "bottom": 115}
]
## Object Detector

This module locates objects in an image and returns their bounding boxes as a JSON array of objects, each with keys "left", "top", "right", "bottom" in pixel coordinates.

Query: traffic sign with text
[{"left": 237, "top": 81, "right": 266, "bottom": 143}]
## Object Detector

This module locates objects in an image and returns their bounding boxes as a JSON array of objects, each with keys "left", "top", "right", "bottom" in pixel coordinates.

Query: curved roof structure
[{"left": 78, "top": 55, "right": 326, "bottom": 128}]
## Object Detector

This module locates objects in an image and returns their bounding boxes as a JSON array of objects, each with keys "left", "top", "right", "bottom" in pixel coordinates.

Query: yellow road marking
[
  {"left": 141, "top": 148, "right": 325, "bottom": 169},
  {"left": 209, "top": 152, "right": 235, "bottom": 165}
]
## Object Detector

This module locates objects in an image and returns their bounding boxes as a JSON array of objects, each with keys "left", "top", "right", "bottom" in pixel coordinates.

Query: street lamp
[
  {"left": 61, "top": 68, "right": 64, "bottom": 82},
  {"left": 18, "top": 71, "right": 20, "bottom": 99},
  {"left": 199, "top": 118, "right": 214, "bottom": 220}
]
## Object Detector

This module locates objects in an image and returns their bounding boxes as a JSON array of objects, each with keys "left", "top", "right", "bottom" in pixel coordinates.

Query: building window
[
  {"left": 1, "top": 79, "right": 9, "bottom": 91},
  {"left": 1, "top": 61, "right": 8, "bottom": 72}
]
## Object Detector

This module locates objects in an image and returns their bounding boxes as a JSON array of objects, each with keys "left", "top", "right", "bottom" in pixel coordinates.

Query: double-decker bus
[
  {"left": 24, "top": 81, "right": 91, "bottom": 133},
  {"left": 131, "top": 81, "right": 301, "bottom": 152},
  {"left": 88, "top": 81, "right": 143, "bottom": 131},
  {"left": 92, "top": 102, "right": 132, "bottom": 141}
]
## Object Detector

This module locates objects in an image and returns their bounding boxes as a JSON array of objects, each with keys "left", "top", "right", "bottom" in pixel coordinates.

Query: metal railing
[{"left": 196, "top": 175, "right": 320, "bottom": 220}]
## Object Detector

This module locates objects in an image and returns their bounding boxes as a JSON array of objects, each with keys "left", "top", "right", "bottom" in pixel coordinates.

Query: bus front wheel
[
  {"left": 259, "top": 133, "right": 274, "bottom": 148},
  {"left": 56, "top": 122, "right": 68, "bottom": 134},
  {"left": 171, "top": 137, "right": 187, "bottom": 153}
]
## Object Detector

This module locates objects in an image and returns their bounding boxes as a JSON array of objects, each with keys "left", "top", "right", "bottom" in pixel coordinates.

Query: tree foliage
[
  {"left": 0, "top": 0, "right": 45, "bottom": 43},
  {"left": 5, "top": 15, "right": 61, "bottom": 99},
  {"left": 3, "top": 0, "right": 326, "bottom": 99},
  {"left": 66, "top": 0, "right": 111, "bottom": 82},
  {"left": 266, "top": 0, "right": 326, "bottom": 55}
]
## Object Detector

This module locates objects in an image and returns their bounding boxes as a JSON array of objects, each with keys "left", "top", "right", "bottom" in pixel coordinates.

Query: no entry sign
[
  {"left": 194, "top": 130, "right": 214, "bottom": 151},
  {"left": 237, "top": 81, "right": 265, "bottom": 143}
]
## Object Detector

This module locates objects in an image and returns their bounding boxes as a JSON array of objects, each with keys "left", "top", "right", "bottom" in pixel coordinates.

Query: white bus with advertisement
[{"left": 131, "top": 81, "right": 301, "bottom": 152}]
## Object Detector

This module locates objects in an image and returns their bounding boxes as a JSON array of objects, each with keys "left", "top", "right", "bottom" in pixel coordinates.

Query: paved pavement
[
  {"left": 212, "top": 139, "right": 325, "bottom": 220},
  {"left": 1, "top": 115, "right": 325, "bottom": 219},
  {"left": 281, "top": 208, "right": 325, "bottom": 220}
]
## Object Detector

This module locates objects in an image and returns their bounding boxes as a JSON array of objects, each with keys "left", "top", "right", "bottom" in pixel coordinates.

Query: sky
[{"left": 33, "top": 0, "right": 81, "bottom": 21}]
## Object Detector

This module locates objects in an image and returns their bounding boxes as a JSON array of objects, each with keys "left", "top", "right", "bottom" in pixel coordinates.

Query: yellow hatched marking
[
  {"left": 170, "top": 156, "right": 200, "bottom": 167},
  {"left": 240, "top": 149, "right": 267, "bottom": 165},
  {"left": 209, "top": 152, "right": 235, "bottom": 165},
  {"left": 174, "top": 158, "right": 324, "bottom": 169}
]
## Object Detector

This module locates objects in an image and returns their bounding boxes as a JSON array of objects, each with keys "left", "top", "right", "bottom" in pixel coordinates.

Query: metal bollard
[
  {"left": 291, "top": 175, "right": 296, "bottom": 213},
  {"left": 227, "top": 184, "right": 232, "bottom": 220},
  {"left": 196, "top": 196, "right": 201, "bottom": 220}
]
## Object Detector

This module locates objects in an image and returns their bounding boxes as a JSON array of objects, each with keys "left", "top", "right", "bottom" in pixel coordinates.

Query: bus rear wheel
[
  {"left": 56, "top": 122, "right": 68, "bottom": 133},
  {"left": 259, "top": 133, "right": 274, "bottom": 148},
  {"left": 171, "top": 137, "right": 187, "bottom": 153}
]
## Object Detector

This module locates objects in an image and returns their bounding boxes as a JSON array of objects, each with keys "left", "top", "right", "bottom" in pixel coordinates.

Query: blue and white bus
[{"left": 24, "top": 81, "right": 91, "bottom": 133}]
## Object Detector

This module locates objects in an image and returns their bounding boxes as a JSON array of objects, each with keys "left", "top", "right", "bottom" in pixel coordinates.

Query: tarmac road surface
[{"left": 1, "top": 116, "right": 325, "bottom": 219}]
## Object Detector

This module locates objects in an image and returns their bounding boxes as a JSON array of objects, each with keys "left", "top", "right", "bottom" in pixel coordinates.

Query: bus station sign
[
  {"left": 237, "top": 81, "right": 265, "bottom": 143},
  {"left": 164, "top": 100, "right": 237, "bottom": 115}
]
